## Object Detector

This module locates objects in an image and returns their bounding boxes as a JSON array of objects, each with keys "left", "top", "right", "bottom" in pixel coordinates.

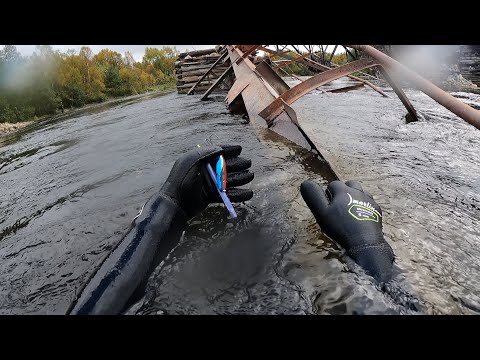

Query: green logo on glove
[
  {"left": 347, "top": 193, "right": 381, "bottom": 222},
  {"left": 348, "top": 204, "right": 379, "bottom": 222}
]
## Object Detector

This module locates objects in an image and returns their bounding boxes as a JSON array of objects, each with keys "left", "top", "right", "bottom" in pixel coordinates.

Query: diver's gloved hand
[
  {"left": 300, "top": 180, "right": 394, "bottom": 283},
  {"left": 161, "top": 144, "right": 254, "bottom": 219}
]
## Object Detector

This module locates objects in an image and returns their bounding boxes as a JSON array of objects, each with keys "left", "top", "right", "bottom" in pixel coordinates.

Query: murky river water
[{"left": 1, "top": 79, "right": 479, "bottom": 315}]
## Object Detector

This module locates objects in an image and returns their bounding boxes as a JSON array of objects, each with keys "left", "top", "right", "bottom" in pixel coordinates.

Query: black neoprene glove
[
  {"left": 300, "top": 179, "right": 394, "bottom": 283},
  {"left": 161, "top": 144, "right": 254, "bottom": 219}
]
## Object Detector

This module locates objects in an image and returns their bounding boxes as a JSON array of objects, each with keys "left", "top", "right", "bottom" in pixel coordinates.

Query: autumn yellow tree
[
  {"left": 142, "top": 46, "right": 178, "bottom": 83},
  {"left": 1, "top": 45, "right": 177, "bottom": 123},
  {"left": 78, "top": 47, "right": 105, "bottom": 102}
]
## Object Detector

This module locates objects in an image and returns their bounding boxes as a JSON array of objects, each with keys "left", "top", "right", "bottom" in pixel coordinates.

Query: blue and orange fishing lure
[
  {"left": 215, "top": 155, "right": 227, "bottom": 192},
  {"left": 197, "top": 144, "right": 237, "bottom": 218}
]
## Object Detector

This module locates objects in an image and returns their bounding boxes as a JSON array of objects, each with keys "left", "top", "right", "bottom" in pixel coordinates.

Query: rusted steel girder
[
  {"left": 225, "top": 45, "right": 325, "bottom": 155},
  {"left": 273, "top": 52, "right": 313, "bottom": 69},
  {"left": 277, "top": 66, "right": 305, "bottom": 83},
  {"left": 309, "top": 55, "right": 417, "bottom": 120},
  {"left": 235, "top": 45, "right": 262, "bottom": 64},
  {"left": 328, "top": 83, "right": 365, "bottom": 93},
  {"left": 261, "top": 46, "right": 417, "bottom": 120},
  {"left": 303, "top": 57, "right": 389, "bottom": 98},
  {"left": 259, "top": 58, "right": 379, "bottom": 125},
  {"left": 379, "top": 67, "right": 418, "bottom": 122},
  {"left": 328, "top": 45, "right": 338, "bottom": 64},
  {"left": 347, "top": 45, "right": 480, "bottom": 130},
  {"left": 259, "top": 46, "right": 388, "bottom": 98}
]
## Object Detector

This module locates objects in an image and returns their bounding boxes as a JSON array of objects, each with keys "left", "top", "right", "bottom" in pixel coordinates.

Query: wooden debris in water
[{"left": 175, "top": 46, "right": 234, "bottom": 94}]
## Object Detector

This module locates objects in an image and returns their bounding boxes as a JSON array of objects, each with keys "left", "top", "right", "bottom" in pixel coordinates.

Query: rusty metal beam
[
  {"left": 348, "top": 45, "right": 480, "bottom": 130},
  {"left": 260, "top": 46, "right": 388, "bottom": 98},
  {"left": 265, "top": 49, "right": 291, "bottom": 59},
  {"left": 278, "top": 66, "right": 304, "bottom": 83},
  {"left": 379, "top": 67, "right": 418, "bottom": 122},
  {"left": 200, "top": 64, "right": 233, "bottom": 101},
  {"left": 225, "top": 80, "right": 249, "bottom": 106},
  {"left": 329, "top": 60, "right": 382, "bottom": 82},
  {"left": 291, "top": 45, "right": 303, "bottom": 56},
  {"left": 327, "top": 83, "right": 365, "bottom": 93},
  {"left": 259, "top": 59, "right": 379, "bottom": 125},
  {"left": 261, "top": 47, "right": 323, "bottom": 72},
  {"left": 328, "top": 45, "right": 338, "bottom": 64},
  {"left": 273, "top": 52, "right": 312, "bottom": 69},
  {"left": 281, "top": 99, "right": 322, "bottom": 154},
  {"left": 255, "top": 61, "right": 290, "bottom": 95},
  {"left": 305, "top": 56, "right": 389, "bottom": 98},
  {"left": 226, "top": 45, "right": 319, "bottom": 151},
  {"left": 343, "top": 46, "right": 357, "bottom": 61},
  {"left": 186, "top": 51, "right": 228, "bottom": 95},
  {"left": 235, "top": 45, "right": 262, "bottom": 64},
  {"left": 320, "top": 45, "right": 326, "bottom": 64}
]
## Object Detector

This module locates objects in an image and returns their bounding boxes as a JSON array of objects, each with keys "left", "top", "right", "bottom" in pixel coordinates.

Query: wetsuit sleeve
[
  {"left": 67, "top": 144, "right": 254, "bottom": 315},
  {"left": 68, "top": 192, "right": 186, "bottom": 315}
]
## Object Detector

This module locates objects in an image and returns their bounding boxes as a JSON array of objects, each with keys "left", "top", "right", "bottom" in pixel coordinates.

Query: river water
[{"left": 1, "top": 80, "right": 479, "bottom": 315}]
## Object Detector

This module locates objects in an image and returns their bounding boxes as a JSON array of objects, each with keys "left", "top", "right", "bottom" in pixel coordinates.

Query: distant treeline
[
  {"left": 269, "top": 51, "right": 348, "bottom": 76},
  {"left": 0, "top": 45, "right": 178, "bottom": 123}
]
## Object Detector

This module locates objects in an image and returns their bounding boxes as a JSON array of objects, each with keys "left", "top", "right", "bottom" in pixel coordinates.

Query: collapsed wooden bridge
[{"left": 175, "top": 45, "right": 480, "bottom": 161}]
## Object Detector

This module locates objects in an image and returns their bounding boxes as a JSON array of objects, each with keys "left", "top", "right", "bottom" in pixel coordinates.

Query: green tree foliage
[
  {"left": 0, "top": 45, "right": 178, "bottom": 123},
  {"left": 94, "top": 49, "right": 124, "bottom": 68},
  {"left": 142, "top": 46, "right": 178, "bottom": 82},
  {"left": 0, "top": 45, "right": 25, "bottom": 122},
  {"left": 57, "top": 55, "right": 87, "bottom": 107}
]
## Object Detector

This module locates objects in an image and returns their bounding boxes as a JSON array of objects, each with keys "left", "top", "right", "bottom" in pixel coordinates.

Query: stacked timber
[
  {"left": 175, "top": 46, "right": 233, "bottom": 94},
  {"left": 458, "top": 45, "right": 480, "bottom": 86}
]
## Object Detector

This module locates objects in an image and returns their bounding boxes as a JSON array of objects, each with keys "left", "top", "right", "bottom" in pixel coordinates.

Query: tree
[
  {"left": 57, "top": 55, "right": 87, "bottom": 107},
  {"left": 123, "top": 51, "right": 136, "bottom": 68},
  {"left": 26, "top": 45, "right": 63, "bottom": 117},
  {"left": 1, "top": 45, "right": 177, "bottom": 124},
  {"left": 104, "top": 66, "right": 122, "bottom": 95},
  {"left": 77, "top": 47, "right": 105, "bottom": 102},
  {"left": 79, "top": 46, "right": 94, "bottom": 61},
  {"left": 0, "top": 45, "right": 21, "bottom": 63},
  {"left": 142, "top": 46, "right": 178, "bottom": 82},
  {"left": 94, "top": 49, "right": 124, "bottom": 68}
]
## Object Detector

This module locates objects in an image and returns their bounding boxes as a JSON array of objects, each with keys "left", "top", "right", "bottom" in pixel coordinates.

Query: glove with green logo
[{"left": 300, "top": 179, "right": 394, "bottom": 283}]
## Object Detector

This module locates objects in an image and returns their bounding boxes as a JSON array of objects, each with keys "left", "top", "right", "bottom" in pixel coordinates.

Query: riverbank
[
  {"left": 0, "top": 121, "right": 31, "bottom": 136},
  {"left": 0, "top": 88, "right": 175, "bottom": 138}
]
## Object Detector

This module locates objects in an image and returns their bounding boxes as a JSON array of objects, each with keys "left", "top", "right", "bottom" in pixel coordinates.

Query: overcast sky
[{"left": 1, "top": 45, "right": 340, "bottom": 62}]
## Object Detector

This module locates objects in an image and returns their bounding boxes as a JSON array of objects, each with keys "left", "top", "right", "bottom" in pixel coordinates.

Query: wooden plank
[
  {"left": 179, "top": 55, "right": 221, "bottom": 62},
  {"left": 187, "top": 51, "right": 228, "bottom": 95},
  {"left": 176, "top": 69, "right": 228, "bottom": 78},
  {"left": 178, "top": 84, "right": 224, "bottom": 92},
  {"left": 177, "top": 82, "right": 218, "bottom": 89},
  {"left": 176, "top": 58, "right": 222, "bottom": 67},
  {"left": 180, "top": 64, "right": 229, "bottom": 72},
  {"left": 200, "top": 65, "right": 234, "bottom": 100},
  {"left": 179, "top": 48, "right": 216, "bottom": 59}
]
